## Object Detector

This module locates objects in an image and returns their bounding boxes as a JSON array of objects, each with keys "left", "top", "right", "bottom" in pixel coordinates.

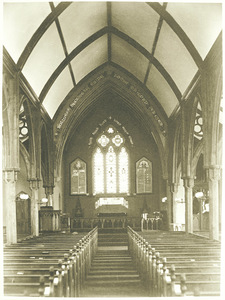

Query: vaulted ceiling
[{"left": 3, "top": 2, "right": 222, "bottom": 119}]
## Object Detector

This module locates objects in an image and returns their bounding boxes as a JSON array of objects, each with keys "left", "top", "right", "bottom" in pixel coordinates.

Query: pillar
[
  {"left": 170, "top": 183, "right": 179, "bottom": 229},
  {"left": 45, "top": 186, "right": 54, "bottom": 207},
  {"left": 183, "top": 177, "right": 194, "bottom": 234},
  {"left": 207, "top": 166, "right": 221, "bottom": 240},
  {"left": 2, "top": 66, "right": 20, "bottom": 244},
  {"left": 165, "top": 181, "right": 172, "bottom": 229},
  {"left": 3, "top": 169, "right": 19, "bottom": 244},
  {"left": 29, "top": 179, "right": 41, "bottom": 236}
]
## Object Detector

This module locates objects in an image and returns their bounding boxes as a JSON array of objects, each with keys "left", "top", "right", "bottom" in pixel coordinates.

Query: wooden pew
[
  {"left": 3, "top": 227, "right": 98, "bottom": 297},
  {"left": 138, "top": 231, "right": 221, "bottom": 296},
  {"left": 127, "top": 226, "right": 221, "bottom": 297}
]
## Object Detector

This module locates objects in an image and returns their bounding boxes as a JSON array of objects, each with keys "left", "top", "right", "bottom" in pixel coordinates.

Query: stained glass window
[
  {"left": 107, "top": 127, "right": 114, "bottom": 134},
  {"left": 194, "top": 102, "right": 203, "bottom": 140},
  {"left": 136, "top": 158, "right": 152, "bottom": 193},
  {"left": 93, "top": 126, "right": 129, "bottom": 195},
  {"left": 119, "top": 147, "right": 129, "bottom": 193},
  {"left": 97, "top": 135, "right": 109, "bottom": 147},
  {"left": 93, "top": 148, "right": 104, "bottom": 194},
  {"left": 112, "top": 135, "right": 123, "bottom": 147},
  {"left": 106, "top": 146, "right": 117, "bottom": 193}
]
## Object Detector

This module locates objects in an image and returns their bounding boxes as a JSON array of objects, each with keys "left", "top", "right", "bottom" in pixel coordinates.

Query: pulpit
[{"left": 39, "top": 206, "right": 61, "bottom": 232}]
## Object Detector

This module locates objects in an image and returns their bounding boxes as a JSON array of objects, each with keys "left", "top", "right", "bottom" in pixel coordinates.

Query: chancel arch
[{"left": 53, "top": 65, "right": 168, "bottom": 181}]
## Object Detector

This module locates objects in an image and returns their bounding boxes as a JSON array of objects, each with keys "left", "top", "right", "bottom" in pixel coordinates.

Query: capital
[
  {"left": 29, "top": 178, "right": 41, "bottom": 190},
  {"left": 170, "top": 183, "right": 179, "bottom": 193},
  {"left": 183, "top": 177, "right": 194, "bottom": 188},
  {"left": 206, "top": 166, "right": 221, "bottom": 181},
  {"left": 44, "top": 185, "right": 54, "bottom": 197},
  {"left": 3, "top": 169, "right": 19, "bottom": 183}
]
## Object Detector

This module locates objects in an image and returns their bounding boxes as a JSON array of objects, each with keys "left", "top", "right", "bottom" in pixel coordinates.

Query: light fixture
[
  {"left": 41, "top": 198, "right": 48, "bottom": 203},
  {"left": 195, "top": 192, "right": 204, "bottom": 198},
  {"left": 162, "top": 197, "right": 167, "bottom": 203},
  {"left": 19, "top": 193, "right": 29, "bottom": 200}
]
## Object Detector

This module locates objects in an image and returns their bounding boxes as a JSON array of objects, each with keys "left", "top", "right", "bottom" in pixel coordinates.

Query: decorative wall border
[
  {"left": 54, "top": 68, "right": 167, "bottom": 139},
  {"left": 88, "top": 116, "right": 134, "bottom": 147},
  {"left": 111, "top": 72, "right": 166, "bottom": 136}
]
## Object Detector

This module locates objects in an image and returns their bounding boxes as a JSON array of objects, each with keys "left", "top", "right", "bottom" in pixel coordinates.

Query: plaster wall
[{"left": 62, "top": 94, "right": 164, "bottom": 219}]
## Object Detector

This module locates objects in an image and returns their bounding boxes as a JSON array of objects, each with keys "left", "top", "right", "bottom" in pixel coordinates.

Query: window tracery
[{"left": 93, "top": 125, "right": 129, "bottom": 195}]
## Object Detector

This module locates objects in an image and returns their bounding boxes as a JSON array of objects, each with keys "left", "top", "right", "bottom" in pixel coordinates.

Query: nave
[
  {"left": 3, "top": 228, "right": 221, "bottom": 297},
  {"left": 2, "top": 2, "right": 223, "bottom": 298}
]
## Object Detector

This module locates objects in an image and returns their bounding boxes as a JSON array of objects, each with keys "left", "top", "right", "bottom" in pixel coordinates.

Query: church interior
[{"left": 2, "top": 1, "right": 223, "bottom": 298}]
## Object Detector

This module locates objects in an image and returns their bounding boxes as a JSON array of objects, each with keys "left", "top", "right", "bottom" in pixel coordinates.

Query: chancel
[{"left": 2, "top": 1, "right": 223, "bottom": 298}]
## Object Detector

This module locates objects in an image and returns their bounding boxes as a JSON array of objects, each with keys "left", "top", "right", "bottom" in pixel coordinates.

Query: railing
[
  {"left": 39, "top": 227, "right": 98, "bottom": 297},
  {"left": 170, "top": 223, "right": 185, "bottom": 231},
  {"left": 141, "top": 217, "right": 162, "bottom": 231},
  {"left": 72, "top": 217, "right": 141, "bottom": 230},
  {"left": 127, "top": 226, "right": 187, "bottom": 297}
]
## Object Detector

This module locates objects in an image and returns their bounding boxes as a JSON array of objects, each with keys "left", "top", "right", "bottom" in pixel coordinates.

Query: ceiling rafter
[
  {"left": 144, "top": 2, "right": 167, "bottom": 85},
  {"left": 146, "top": 2, "right": 203, "bottom": 69},
  {"left": 17, "top": 2, "right": 72, "bottom": 70},
  {"left": 39, "top": 26, "right": 182, "bottom": 103},
  {"left": 107, "top": 2, "right": 112, "bottom": 62},
  {"left": 39, "top": 26, "right": 108, "bottom": 102},
  {"left": 49, "top": 2, "right": 76, "bottom": 87}
]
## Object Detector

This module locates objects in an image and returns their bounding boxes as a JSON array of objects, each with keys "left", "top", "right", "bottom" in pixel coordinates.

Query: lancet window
[{"left": 93, "top": 126, "right": 129, "bottom": 195}]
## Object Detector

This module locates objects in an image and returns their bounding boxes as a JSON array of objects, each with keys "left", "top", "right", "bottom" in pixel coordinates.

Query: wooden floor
[{"left": 81, "top": 247, "right": 148, "bottom": 297}]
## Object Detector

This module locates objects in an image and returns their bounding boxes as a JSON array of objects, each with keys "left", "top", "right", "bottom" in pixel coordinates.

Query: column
[
  {"left": 170, "top": 183, "right": 178, "bottom": 230},
  {"left": 183, "top": 177, "right": 194, "bottom": 234},
  {"left": 3, "top": 169, "right": 19, "bottom": 244},
  {"left": 165, "top": 182, "right": 172, "bottom": 230},
  {"left": 207, "top": 166, "right": 221, "bottom": 241},
  {"left": 29, "top": 179, "right": 41, "bottom": 237},
  {"left": 45, "top": 186, "right": 54, "bottom": 207}
]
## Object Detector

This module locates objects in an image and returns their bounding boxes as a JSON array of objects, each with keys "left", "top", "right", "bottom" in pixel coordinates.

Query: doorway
[{"left": 16, "top": 195, "right": 31, "bottom": 238}]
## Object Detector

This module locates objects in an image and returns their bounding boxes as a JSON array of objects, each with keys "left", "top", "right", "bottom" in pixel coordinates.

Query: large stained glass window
[
  {"left": 136, "top": 158, "right": 152, "bottom": 193},
  {"left": 93, "top": 126, "right": 129, "bottom": 195}
]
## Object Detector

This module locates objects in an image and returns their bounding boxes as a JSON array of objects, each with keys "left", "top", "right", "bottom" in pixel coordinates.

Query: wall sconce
[
  {"left": 19, "top": 193, "right": 29, "bottom": 200},
  {"left": 195, "top": 191, "right": 204, "bottom": 198},
  {"left": 195, "top": 191, "right": 209, "bottom": 213},
  {"left": 41, "top": 198, "right": 48, "bottom": 206},
  {"left": 162, "top": 197, "right": 167, "bottom": 203}
]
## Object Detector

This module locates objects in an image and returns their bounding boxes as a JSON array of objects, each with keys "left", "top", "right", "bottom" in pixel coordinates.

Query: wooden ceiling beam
[
  {"left": 147, "top": 2, "right": 203, "bottom": 69},
  {"left": 39, "top": 26, "right": 181, "bottom": 103}
]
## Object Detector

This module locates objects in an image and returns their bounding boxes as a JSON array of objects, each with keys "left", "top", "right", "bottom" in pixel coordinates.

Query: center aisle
[{"left": 81, "top": 232, "right": 148, "bottom": 297}]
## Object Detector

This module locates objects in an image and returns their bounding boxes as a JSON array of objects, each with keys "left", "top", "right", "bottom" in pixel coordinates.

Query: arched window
[
  {"left": 93, "top": 126, "right": 129, "bottom": 195},
  {"left": 93, "top": 148, "right": 104, "bottom": 194}
]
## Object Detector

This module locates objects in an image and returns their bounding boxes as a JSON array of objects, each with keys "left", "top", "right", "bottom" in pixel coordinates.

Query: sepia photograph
[{"left": 1, "top": 0, "right": 224, "bottom": 299}]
